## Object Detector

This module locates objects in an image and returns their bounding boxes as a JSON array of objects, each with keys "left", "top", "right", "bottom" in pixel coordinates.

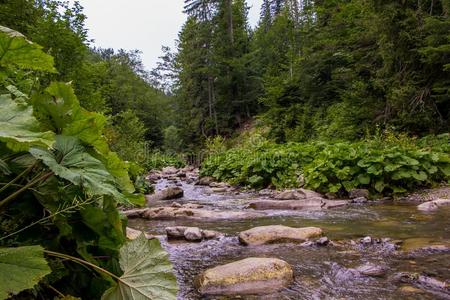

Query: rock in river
[
  {"left": 248, "top": 198, "right": 348, "bottom": 210},
  {"left": 146, "top": 187, "right": 184, "bottom": 203},
  {"left": 239, "top": 225, "right": 323, "bottom": 246},
  {"left": 166, "top": 226, "right": 223, "bottom": 241},
  {"left": 125, "top": 206, "right": 265, "bottom": 221},
  {"left": 417, "top": 198, "right": 450, "bottom": 211},
  {"left": 196, "top": 257, "right": 293, "bottom": 295},
  {"left": 184, "top": 227, "right": 203, "bottom": 241}
]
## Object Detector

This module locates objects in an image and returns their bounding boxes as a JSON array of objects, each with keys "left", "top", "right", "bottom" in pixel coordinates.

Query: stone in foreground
[
  {"left": 239, "top": 225, "right": 323, "bottom": 246},
  {"left": 417, "top": 199, "right": 450, "bottom": 211},
  {"left": 196, "top": 257, "right": 293, "bottom": 295}
]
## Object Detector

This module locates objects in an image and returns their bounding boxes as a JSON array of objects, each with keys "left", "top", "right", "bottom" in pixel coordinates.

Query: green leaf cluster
[
  {"left": 201, "top": 136, "right": 450, "bottom": 196},
  {"left": 0, "top": 26, "right": 175, "bottom": 300}
]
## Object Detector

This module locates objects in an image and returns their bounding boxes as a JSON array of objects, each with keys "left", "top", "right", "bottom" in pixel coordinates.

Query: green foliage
[
  {"left": 163, "top": 125, "right": 182, "bottom": 154},
  {"left": 201, "top": 135, "right": 450, "bottom": 196},
  {"left": 304, "top": 141, "right": 450, "bottom": 196},
  {"left": 0, "top": 94, "right": 54, "bottom": 151},
  {"left": 144, "top": 152, "right": 185, "bottom": 171},
  {"left": 102, "top": 234, "right": 178, "bottom": 300},
  {"left": 0, "top": 245, "right": 51, "bottom": 299},
  {"left": 0, "top": 25, "right": 171, "bottom": 300},
  {"left": 107, "top": 110, "right": 147, "bottom": 164},
  {"left": 0, "top": 26, "right": 56, "bottom": 72}
]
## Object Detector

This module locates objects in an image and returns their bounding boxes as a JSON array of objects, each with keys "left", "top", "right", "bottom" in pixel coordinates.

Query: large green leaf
[
  {"left": 0, "top": 245, "right": 51, "bottom": 300},
  {"left": 0, "top": 26, "right": 56, "bottom": 72},
  {"left": 0, "top": 94, "right": 54, "bottom": 151},
  {"left": 32, "top": 82, "right": 136, "bottom": 194},
  {"left": 102, "top": 234, "right": 178, "bottom": 300},
  {"left": 29, "top": 135, "right": 136, "bottom": 204}
]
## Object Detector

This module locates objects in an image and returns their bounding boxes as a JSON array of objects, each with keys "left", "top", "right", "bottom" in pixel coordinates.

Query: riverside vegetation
[{"left": 0, "top": 27, "right": 177, "bottom": 299}]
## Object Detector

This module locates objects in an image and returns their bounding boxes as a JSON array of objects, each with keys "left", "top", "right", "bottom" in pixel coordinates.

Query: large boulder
[
  {"left": 349, "top": 189, "right": 369, "bottom": 199},
  {"left": 196, "top": 257, "right": 293, "bottom": 295},
  {"left": 184, "top": 227, "right": 203, "bottom": 241},
  {"left": 417, "top": 199, "right": 450, "bottom": 211},
  {"left": 162, "top": 166, "right": 178, "bottom": 175},
  {"left": 146, "top": 187, "right": 184, "bottom": 203},
  {"left": 248, "top": 199, "right": 348, "bottom": 210},
  {"left": 239, "top": 225, "right": 323, "bottom": 246},
  {"left": 159, "top": 187, "right": 184, "bottom": 200},
  {"left": 125, "top": 207, "right": 266, "bottom": 221},
  {"left": 196, "top": 176, "right": 215, "bottom": 186}
]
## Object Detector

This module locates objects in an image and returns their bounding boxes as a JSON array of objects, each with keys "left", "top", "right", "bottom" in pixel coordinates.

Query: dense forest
[
  {"left": 0, "top": 0, "right": 449, "bottom": 299},
  {"left": 152, "top": 0, "right": 450, "bottom": 149}
]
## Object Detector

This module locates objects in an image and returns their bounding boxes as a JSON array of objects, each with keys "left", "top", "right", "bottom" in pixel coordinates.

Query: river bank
[{"left": 127, "top": 166, "right": 450, "bottom": 299}]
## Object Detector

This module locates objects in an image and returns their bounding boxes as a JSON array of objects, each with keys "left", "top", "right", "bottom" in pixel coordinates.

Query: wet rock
[
  {"left": 166, "top": 226, "right": 222, "bottom": 241},
  {"left": 258, "top": 189, "right": 273, "bottom": 196},
  {"left": 298, "top": 188, "right": 323, "bottom": 198},
  {"left": 171, "top": 202, "right": 182, "bottom": 208},
  {"left": 126, "top": 227, "right": 153, "bottom": 240},
  {"left": 196, "top": 257, "right": 293, "bottom": 295},
  {"left": 351, "top": 197, "right": 368, "bottom": 204},
  {"left": 211, "top": 187, "right": 227, "bottom": 193},
  {"left": 159, "top": 187, "right": 184, "bottom": 200},
  {"left": 162, "top": 166, "right": 178, "bottom": 175},
  {"left": 417, "top": 274, "right": 449, "bottom": 291},
  {"left": 248, "top": 199, "right": 348, "bottom": 210},
  {"left": 196, "top": 176, "right": 215, "bottom": 186},
  {"left": 146, "top": 187, "right": 184, "bottom": 203},
  {"left": 166, "top": 226, "right": 189, "bottom": 239},
  {"left": 202, "top": 230, "right": 222, "bottom": 240},
  {"left": 300, "top": 241, "right": 315, "bottom": 247},
  {"left": 331, "top": 263, "right": 361, "bottom": 283},
  {"left": 392, "top": 272, "right": 449, "bottom": 295},
  {"left": 325, "top": 192, "right": 337, "bottom": 199},
  {"left": 146, "top": 172, "right": 160, "bottom": 182},
  {"left": 349, "top": 189, "right": 369, "bottom": 199},
  {"left": 417, "top": 198, "right": 450, "bottom": 211},
  {"left": 209, "top": 182, "right": 229, "bottom": 188},
  {"left": 239, "top": 225, "right": 323, "bottom": 246},
  {"left": 184, "top": 227, "right": 203, "bottom": 241},
  {"left": 361, "top": 236, "right": 373, "bottom": 245},
  {"left": 355, "top": 263, "right": 387, "bottom": 277},
  {"left": 316, "top": 237, "right": 330, "bottom": 246},
  {"left": 127, "top": 206, "right": 266, "bottom": 220},
  {"left": 182, "top": 203, "right": 204, "bottom": 209},
  {"left": 274, "top": 189, "right": 306, "bottom": 200}
]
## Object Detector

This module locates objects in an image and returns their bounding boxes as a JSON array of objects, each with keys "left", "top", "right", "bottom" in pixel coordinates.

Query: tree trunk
[{"left": 226, "top": 0, "right": 234, "bottom": 44}]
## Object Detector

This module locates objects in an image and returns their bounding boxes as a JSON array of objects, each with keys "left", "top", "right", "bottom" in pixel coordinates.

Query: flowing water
[{"left": 129, "top": 179, "right": 450, "bottom": 300}]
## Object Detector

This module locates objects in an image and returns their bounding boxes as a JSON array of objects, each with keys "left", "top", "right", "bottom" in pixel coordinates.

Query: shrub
[
  {"left": 201, "top": 136, "right": 450, "bottom": 196},
  {"left": 144, "top": 151, "right": 186, "bottom": 171}
]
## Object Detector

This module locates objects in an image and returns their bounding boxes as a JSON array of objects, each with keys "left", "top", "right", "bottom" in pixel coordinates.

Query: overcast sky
[{"left": 75, "top": 0, "right": 263, "bottom": 70}]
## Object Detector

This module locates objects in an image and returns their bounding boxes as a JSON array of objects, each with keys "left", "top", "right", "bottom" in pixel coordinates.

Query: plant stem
[
  {"left": 44, "top": 250, "right": 120, "bottom": 281},
  {"left": 0, "top": 163, "right": 36, "bottom": 194},
  {"left": 0, "top": 198, "right": 90, "bottom": 241},
  {"left": 0, "top": 171, "right": 52, "bottom": 210}
]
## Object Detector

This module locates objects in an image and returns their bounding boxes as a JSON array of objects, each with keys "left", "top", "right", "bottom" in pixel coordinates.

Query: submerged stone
[{"left": 196, "top": 257, "right": 293, "bottom": 295}]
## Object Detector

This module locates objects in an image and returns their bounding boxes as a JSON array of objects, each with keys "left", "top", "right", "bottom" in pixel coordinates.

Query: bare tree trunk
[{"left": 226, "top": 0, "right": 234, "bottom": 44}]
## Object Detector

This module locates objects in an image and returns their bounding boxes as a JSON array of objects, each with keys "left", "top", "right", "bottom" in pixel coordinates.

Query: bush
[
  {"left": 201, "top": 135, "right": 450, "bottom": 196},
  {"left": 144, "top": 151, "right": 186, "bottom": 171}
]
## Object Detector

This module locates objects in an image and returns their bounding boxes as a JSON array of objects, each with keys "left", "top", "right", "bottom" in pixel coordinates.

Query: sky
[{"left": 75, "top": 0, "right": 263, "bottom": 70}]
